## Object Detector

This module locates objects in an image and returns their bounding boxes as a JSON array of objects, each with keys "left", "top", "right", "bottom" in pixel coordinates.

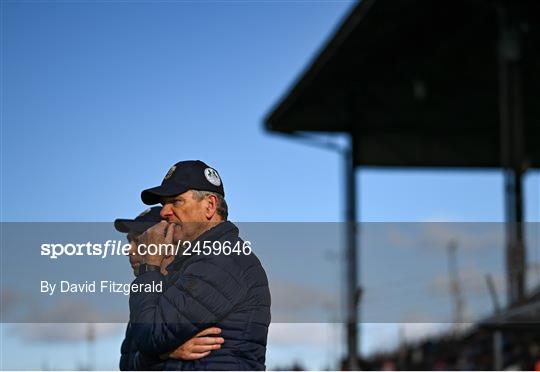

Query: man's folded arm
[{"left": 129, "top": 257, "right": 247, "bottom": 356}]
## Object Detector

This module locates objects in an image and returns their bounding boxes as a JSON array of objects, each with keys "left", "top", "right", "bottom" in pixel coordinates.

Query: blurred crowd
[{"left": 362, "top": 327, "right": 540, "bottom": 371}]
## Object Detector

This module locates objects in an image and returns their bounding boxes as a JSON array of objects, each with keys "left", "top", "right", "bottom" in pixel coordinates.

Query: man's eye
[{"left": 173, "top": 200, "right": 182, "bottom": 207}]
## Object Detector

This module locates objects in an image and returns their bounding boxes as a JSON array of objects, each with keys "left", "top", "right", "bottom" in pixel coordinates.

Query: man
[
  {"left": 115, "top": 206, "right": 225, "bottom": 370},
  {"left": 129, "top": 160, "right": 271, "bottom": 370}
]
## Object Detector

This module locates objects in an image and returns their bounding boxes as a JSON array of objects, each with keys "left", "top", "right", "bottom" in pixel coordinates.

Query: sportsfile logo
[
  {"left": 41, "top": 240, "right": 131, "bottom": 259},
  {"left": 40, "top": 240, "right": 253, "bottom": 259}
]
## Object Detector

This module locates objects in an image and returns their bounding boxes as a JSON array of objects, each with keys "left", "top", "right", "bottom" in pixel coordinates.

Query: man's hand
[
  {"left": 167, "top": 327, "right": 224, "bottom": 360},
  {"left": 127, "top": 239, "right": 143, "bottom": 276},
  {"left": 138, "top": 221, "right": 175, "bottom": 267}
]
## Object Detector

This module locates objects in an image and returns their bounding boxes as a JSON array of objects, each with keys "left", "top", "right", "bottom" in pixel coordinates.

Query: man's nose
[{"left": 160, "top": 204, "right": 173, "bottom": 220}]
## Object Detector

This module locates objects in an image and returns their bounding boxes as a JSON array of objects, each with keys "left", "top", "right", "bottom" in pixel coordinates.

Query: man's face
[{"left": 160, "top": 190, "right": 209, "bottom": 242}]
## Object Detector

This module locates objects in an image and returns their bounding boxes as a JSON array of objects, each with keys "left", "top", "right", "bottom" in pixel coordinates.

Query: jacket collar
[
  {"left": 193, "top": 220, "right": 238, "bottom": 244},
  {"left": 172, "top": 220, "right": 238, "bottom": 264}
]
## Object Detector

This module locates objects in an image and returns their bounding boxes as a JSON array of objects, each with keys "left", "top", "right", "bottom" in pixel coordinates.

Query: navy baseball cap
[
  {"left": 141, "top": 160, "right": 225, "bottom": 205},
  {"left": 114, "top": 206, "right": 163, "bottom": 235}
]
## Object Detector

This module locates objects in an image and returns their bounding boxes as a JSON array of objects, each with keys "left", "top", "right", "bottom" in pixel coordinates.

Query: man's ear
[{"left": 205, "top": 194, "right": 218, "bottom": 220}]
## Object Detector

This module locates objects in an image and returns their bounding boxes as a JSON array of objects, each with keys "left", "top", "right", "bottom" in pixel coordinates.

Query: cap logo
[
  {"left": 164, "top": 165, "right": 176, "bottom": 181},
  {"left": 204, "top": 168, "right": 221, "bottom": 186}
]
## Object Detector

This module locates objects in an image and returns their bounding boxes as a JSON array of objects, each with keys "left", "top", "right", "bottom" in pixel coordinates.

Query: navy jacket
[
  {"left": 119, "top": 323, "right": 131, "bottom": 370},
  {"left": 129, "top": 221, "right": 271, "bottom": 370},
  {"left": 120, "top": 323, "right": 143, "bottom": 370}
]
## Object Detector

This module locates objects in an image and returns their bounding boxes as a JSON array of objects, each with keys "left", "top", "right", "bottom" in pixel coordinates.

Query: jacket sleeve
[
  {"left": 129, "top": 256, "right": 247, "bottom": 355},
  {"left": 119, "top": 324, "right": 132, "bottom": 371},
  {"left": 120, "top": 323, "right": 164, "bottom": 371}
]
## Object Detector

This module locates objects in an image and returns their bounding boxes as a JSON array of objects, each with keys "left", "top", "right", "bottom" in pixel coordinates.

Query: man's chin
[{"left": 173, "top": 226, "right": 186, "bottom": 243}]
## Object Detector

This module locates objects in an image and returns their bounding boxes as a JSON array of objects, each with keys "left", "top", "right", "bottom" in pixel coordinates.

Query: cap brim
[
  {"left": 141, "top": 184, "right": 189, "bottom": 205},
  {"left": 114, "top": 219, "right": 159, "bottom": 235},
  {"left": 114, "top": 219, "right": 131, "bottom": 233}
]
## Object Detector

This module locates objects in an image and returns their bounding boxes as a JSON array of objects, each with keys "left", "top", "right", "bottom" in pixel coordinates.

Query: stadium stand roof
[{"left": 265, "top": 0, "right": 540, "bottom": 169}]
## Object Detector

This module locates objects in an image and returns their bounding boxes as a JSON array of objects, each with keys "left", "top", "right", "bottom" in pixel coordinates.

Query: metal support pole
[
  {"left": 272, "top": 130, "right": 361, "bottom": 370},
  {"left": 87, "top": 323, "right": 95, "bottom": 371},
  {"left": 494, "top": 331, "right": 504, "bottom": 370},
  {"left": 486, "top": 273, "right": 504, "bottom": 369},
  {"left": 345, "top": 139, "right": 359, "bottom": 370},
  {"left": 447, "top": 240, "right": 464, "bottom": 333},
  {"left": 497, "top": 0, "right": 526, "bottom": 306}
]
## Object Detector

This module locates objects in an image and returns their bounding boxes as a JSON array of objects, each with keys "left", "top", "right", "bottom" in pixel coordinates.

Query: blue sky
[{"left": 1, "top": 0, "right": 539, "bottom": 370}]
